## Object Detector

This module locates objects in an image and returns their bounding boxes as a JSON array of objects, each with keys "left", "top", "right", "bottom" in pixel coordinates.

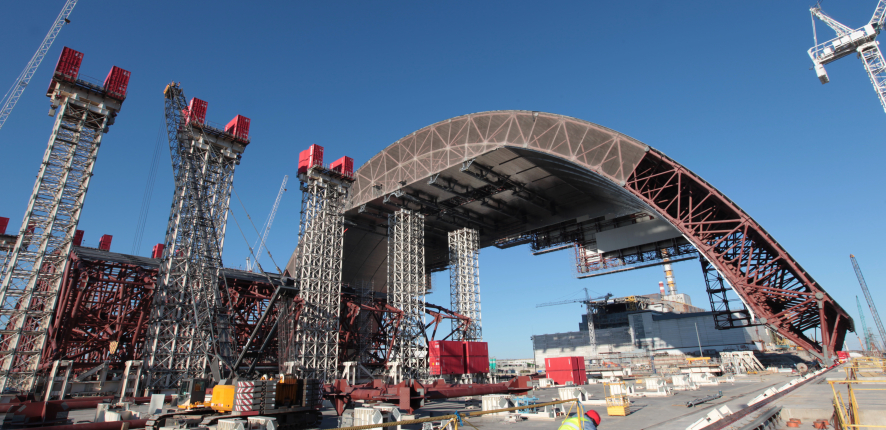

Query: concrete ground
[{"left": 318, "top": 373, "right": 802, "bottom": 430}]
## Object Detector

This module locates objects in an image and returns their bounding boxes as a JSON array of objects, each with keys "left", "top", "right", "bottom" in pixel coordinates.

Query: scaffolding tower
[
  {"left": 142, "top": 83, "right": 246, "bottom": 391},
  {"left": 0, "top": 52, "right": 127, "bottom": 392},
  {"left": 282, "top": 167, "right": 351, "bottom": 382},
  {"left": 387, "top": 209, "right": 428, "bottom": 380},
  {"left": 448, "top": 228, "right": 482, "bottom": 341}
]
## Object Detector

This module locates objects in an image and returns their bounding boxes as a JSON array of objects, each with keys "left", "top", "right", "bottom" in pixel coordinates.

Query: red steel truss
[
  {"left": 625, "top": 150, "right": 851, "bottom": 360},
  {"left": 42, "top": 251, "right": 154, "bottom": 370},
  {"left": 338, "top": 295, "right": 403, "bottom": 371}
]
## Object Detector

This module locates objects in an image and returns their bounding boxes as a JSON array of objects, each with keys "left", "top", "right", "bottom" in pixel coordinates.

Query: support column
[
  {"left": 387, "top": 209, "right": 427, "bottom": 380},
  {"left": 448, "top": 228, "right": 481, "bottom": 341}
]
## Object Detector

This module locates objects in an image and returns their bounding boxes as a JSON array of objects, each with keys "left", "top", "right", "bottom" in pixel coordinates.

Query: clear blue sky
[{"left": 1, "top": 1, "right": 884, "bottom": 358}]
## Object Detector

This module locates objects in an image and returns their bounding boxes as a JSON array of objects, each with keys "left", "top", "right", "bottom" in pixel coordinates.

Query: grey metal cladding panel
[
  {"left": 347, "top": 111, "right": 651, "bottom": 211},
  {"left": 595, "top": 218, "right": 683, "bottom": 252}
]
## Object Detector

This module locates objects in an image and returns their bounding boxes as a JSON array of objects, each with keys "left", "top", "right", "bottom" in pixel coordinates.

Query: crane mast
[
  {"left": 807, "top": 2, "right": 886, "bottom": 114},
  {"left": 856, "top": 296, "right": 871, "bottom": 351},
  {"left": 142, "top": 83, "right": 250, "bottom": 392},
  {"left": 246, "top": 175, "right": 288, "bottom": 272},
  {"left": 0, "top": 0, "right": 78, "bottom": 132},
  {"left": 850, "top": 254, "right": 886, "bottom": 351}
]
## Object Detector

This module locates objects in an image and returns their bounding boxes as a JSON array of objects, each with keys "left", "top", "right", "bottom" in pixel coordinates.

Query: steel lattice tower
[
  {"left": 142, "top": 83, "right": 244, "bottom": 392},
  {"left": 448, "top": 228, "right": 482, "bottom": 341},
  {"left": 0, "top": 65, "right": 126, "bottom": 392},
  {"left": 282, "top": 170, "right": 351, "bottom": 383},
  {"left": 387, "top": 209, "right": 428, "bottom": 380}
]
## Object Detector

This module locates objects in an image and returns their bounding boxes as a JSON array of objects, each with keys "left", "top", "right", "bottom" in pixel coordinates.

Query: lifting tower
[
  {"left": 280, "top": 147, "right": 353, "bottom": 382},
  {"left": 850, "top": 254, "right": 886, "bottom": 351},
  {"left": 142, "top": 83, "right": 250, "bottom": 392},
  {"left": 807, "top": 1, "right": 886, "bottom": 113},
  {"left": 388, "top": 209, "right": 428, "bottom": 380},
  {"left": 448, "top": 228, "right": 482, "bottom": 341},
  {"left": 0, "top": 47, "right": 129, "bottom": 392}
]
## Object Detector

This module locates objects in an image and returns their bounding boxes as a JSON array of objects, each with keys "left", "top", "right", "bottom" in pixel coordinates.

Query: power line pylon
[
  {"left": 0, "top": 48, "right": 129, "bottom": 392},
  {"left": 142, "top": 83, "right": 251, "bottom": 392},
  {"left": 0, "top": 0, "right": 77, "bottom": 132},
  {"left": 388, "top": 209, "right": 428, "bottom": 380},
  {"left": 449, "top": 228, "right": 482, "bottom": 341},
  {"left": 280, "top": 146, "right": 353, "bottom": 382},
  {"left": 850, "top": 254, "right": 886, "bottom": 351},
  {"left": 807, "top": 2, "right": 886, "bottom": 113}
]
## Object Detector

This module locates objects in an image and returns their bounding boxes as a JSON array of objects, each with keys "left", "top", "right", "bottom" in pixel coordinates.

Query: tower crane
[
  {"left": 0, "top": 1, "right": 78, "bottom": 132},
  {"left": 850, "top": 254, "right": 886, "bottom": 351},
  {"left": 537, "top": 289, "right": 612, "bottom": 358},
  {"left": 856, "top": 296, "right": 871, "bottom": 351},
  {"left": 807, "top": 1, "right": 886, "bottom": 113},
  {"left": 246, "top": 175, "right": 288, "bottom": 272}
]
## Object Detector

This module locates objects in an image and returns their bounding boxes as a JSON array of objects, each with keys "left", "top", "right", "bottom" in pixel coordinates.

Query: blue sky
[{"left": 1, "top": 1, "right": 884, "bottom": 358}]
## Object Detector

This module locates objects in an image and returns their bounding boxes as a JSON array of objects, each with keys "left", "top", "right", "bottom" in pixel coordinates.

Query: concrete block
[
  {"left": 94, "top": 404, "right": 111, "bottom": 423},
  {"left": 148, "top": 394, "right": 165, "bottom": 415}
]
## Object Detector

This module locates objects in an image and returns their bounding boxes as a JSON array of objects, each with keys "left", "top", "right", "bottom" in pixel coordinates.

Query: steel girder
[{"left": 625, "top": 150, "right": 851, "bottom": 361}]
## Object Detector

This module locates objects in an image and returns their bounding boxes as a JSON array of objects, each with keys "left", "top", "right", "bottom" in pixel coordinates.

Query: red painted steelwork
[
  {"left": 338, "top": 294, "right": 403, "bottom": 371},
  {"left": 326, "top": 376, "right": 533, "bottom": 415},
  {"left": 43, "top": 252, "right": 155, "bottom": 370},
  {"left": 625, "top": 150, "right": 852, "bottom": 361}
]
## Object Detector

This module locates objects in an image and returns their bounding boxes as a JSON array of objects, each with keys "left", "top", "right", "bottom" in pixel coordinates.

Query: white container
[
  {"left": 354, "top": 407, "right": 383, "bottom": 430},
  {"left": 219, "top": 418, "right": 248, "bottom": 430},
  {"left": 248, "top": 416, "right": 277, "bottom": 430}
]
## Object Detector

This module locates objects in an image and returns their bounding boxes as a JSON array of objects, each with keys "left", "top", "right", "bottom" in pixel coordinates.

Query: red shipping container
[
  {"left": 330, "top": 156, "right": 354, "bottom": 177},
  {"left": 0, "top": 217, "right": 8, "bottom": 235},
  {"left": 297, "top": 144, "right": 324, "bottom": 174},
  {"left": 464, "top": 341, "right": 490, "bottom": 374},
  {"left": 152, "top": 243, "right": 165, "bottom": 259},
  {"left": 429, "top": 340, "right": 466, "bottom": 375},
  {"left": 103, "top": 66, "right": 131, "bottom": 100},
  {"left": 54, "top": 47, "right": 83, "bottom": 81},
  {"left": 225, "top": 115, "right": 251, "bottom": 141},
  {"left": 546, "top": 369, "right": 587, "bottom": 386},
  {"left": 183, "top": 98, "right": 208, "bottom": 125},
  {"left": 73, "top": 230, "right": 84, "bottom": 247},
  {"left": 98, "top": 234, "right": 112, "bottom": 251}
]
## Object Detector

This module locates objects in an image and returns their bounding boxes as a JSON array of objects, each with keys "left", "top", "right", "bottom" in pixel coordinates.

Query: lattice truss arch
[
  {"left": 0, "top": 98, "right": 109, "bottom": 392},
  {"left": 387, "top": 209, "right": 428, "bottom": 380},
  {"left": 344, "top": 111, "right": 852, "bottom": 361},
  {"left": 448, "top": 228, "right": 481, "bottom": 342},
  {"left": 283, "top": 173, "right": 350, "bottom": 382},
  {"left": 143, "top": 83, "right": 240, "bottom": 391},
  {"left": 625, "top": 151, "right": 851, "bottom": 360}
]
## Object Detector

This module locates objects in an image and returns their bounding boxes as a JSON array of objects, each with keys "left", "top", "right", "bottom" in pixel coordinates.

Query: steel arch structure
[{"left": 345, "top": 110, "right": 852, "bottom": 362}]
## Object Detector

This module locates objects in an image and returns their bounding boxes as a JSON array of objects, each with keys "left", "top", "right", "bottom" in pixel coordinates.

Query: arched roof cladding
[{"left": 348, "top": 111, "right": 648, "bottom": 211}]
